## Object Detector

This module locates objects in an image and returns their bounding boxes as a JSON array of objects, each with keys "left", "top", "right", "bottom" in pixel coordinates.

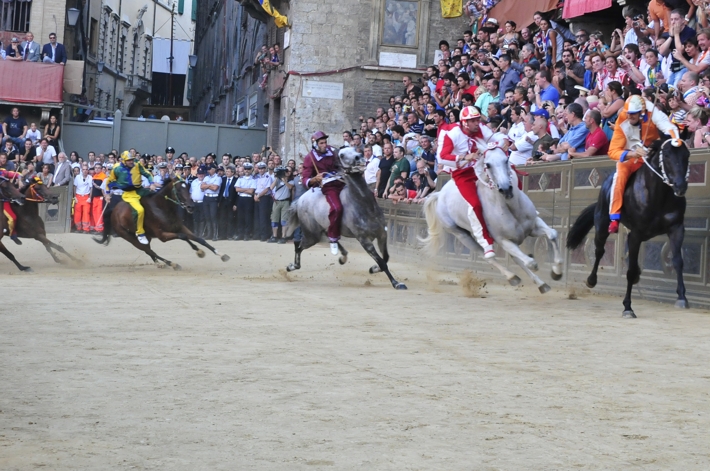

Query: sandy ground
[{"left": 1, "top": 233, "right": 710, "bottom": 470}]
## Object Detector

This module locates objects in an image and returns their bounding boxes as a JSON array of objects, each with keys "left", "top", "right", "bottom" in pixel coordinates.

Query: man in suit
[
  {"left": 20, "top": 32, "right": 41, "bottom": 62},
  {"left": 41, "top": 32, "right": 67, "bottom": 65},
  {"left": 52, "top": 152, "right": 73, "bottom": 186},
  {"left": 217, "top": 165, "right": 238, "bottom": 240}
]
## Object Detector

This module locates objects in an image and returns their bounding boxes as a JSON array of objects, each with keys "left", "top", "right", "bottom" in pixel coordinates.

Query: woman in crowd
[
  {"left": 21, "top": 162, "right": 37, "bottom": 181},
  {"left": 38, "top": 164, "right": 53, "bottom": 186},
  {"left": 44, "top": 115, "right": 61, "bottom": 151},
  {"left": 598, "top": 81, "right": 625, "bottom": 140},
  {"left": 685, "top": 106, "right": 710, "bottom": 148},
  {"left": 500, "top": 21, "right": 521, "bottom": 49}
]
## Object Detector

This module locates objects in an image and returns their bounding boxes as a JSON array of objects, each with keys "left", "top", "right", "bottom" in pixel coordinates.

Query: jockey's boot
[
  {"left": 10, "top": 234, "right": 22, "bottom": 245},
  {"left": 330, "top": 242, "right": 339, "bottom": 255},
  {"left": 136, "top": 233, "right": 149, "bottom": 245},
  {"left": 482, "top": 245, "right": 495, "bottom": 259},
  {"left": 608, "top": 220, "right": 619, "bottom": 234}
]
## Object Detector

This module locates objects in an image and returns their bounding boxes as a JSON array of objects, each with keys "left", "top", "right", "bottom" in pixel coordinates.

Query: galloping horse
[
  {"left": 94, "top": 177, "right": 230, "bottom": 268},
  {"left": 284, "top": 147, "right": 407, "bottom": 289},
  {"left": 0, "top": 176, "right": 28, "bottom": 271},
  {"left": 567, "top": 138, "right": 691, "bottom": 318},
  {"left": 12, "top": 177, "right": 80, "bottom": 265},
  {"left": 420, "top": 133, "right": 564, "bottom": 293}
]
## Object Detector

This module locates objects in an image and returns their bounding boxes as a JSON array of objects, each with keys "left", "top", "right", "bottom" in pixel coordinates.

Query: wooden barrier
[{"left": 379, "top": 151, "right": 710, "bottom": 309}]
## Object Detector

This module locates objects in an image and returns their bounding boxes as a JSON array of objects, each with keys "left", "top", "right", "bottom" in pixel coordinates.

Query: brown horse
[
  {"left": 94, "top": 177, "right": 230, "bottom": 269},
  {"left": 0, "top": 176, "right": 29, "bottom": 271},
  {"left": 11, "top": 178, "right": 81, "bottom": 266}
]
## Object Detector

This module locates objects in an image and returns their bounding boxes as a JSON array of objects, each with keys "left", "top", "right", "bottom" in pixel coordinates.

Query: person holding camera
[{"left": 267, "top": 166, "right": 293, "bottom": 243}]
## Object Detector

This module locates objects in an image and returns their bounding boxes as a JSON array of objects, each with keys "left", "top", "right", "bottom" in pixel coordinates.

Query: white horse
[{"left": 420, "top": 133, "right": 564, "bottom": 293}]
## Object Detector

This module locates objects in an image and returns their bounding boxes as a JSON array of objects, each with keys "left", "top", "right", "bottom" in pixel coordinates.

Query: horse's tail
[
  {"left": 419, "top": 192, "right": 444, "bottom": 256},
  {"left": 283, "top": 200, "right": 300, "bottom": 238},
  {"left": 93, "top": 201, "right": 112, "bottom": 246},
  {"left": 566, "top": 203, "right": 596, "bottom": 250}
]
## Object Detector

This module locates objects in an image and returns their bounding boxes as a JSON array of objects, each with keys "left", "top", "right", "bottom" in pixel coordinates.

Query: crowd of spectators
[
  {"left": 1, "top": 31, "right": 68, "bottom": 64},
  {"left": 255, "top": 43, "right": 281, "bottom": 89},
  {"left": 346, "top": 1, "right": 710, "bottom": 202}
]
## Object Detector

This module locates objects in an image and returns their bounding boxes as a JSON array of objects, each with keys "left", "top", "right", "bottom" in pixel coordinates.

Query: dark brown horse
[
  {"left": 94, "top": 177, "right": 230, "bottom": 269},
  {"left": 11, "top": 178, "right": 80, "bottom": 267},
  {"left": 0, "top": 176, "right": 29, "bottom": 271}
]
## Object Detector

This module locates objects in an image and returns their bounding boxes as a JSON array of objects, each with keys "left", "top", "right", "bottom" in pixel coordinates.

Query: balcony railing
[
  {"left": 0, "top": 1, "right": 31, "bottom": 33},
  {"left": 126, "top": 74, "right": 152, "bottom": 94}
]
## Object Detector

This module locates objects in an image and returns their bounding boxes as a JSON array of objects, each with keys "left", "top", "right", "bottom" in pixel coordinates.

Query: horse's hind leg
[
  {"left": 174, "top": 228, "right": 229, "bottom": 262},
  {"left": 36, "top": 235, "right": 79, "bottom": 264},
  {"left": 286, "top": 240, "right": 304, "bottom": 272},
  {"left": 621, "top": 232, "right": 642, "bottom": 318},
  {"left": 668, "top": 224, "right": 689, "bottom": 309},
  {"left": 586, "top": 225, "right": 611, "bottom": 289},
  {"left": 449, "top": 227, "right": 521, "bottom": 285},
  {"left": 360, "top": 237, "right": 406, "bottom": 290},
  {"left": 337, "top": 242, "right": 348, "bottom": 265},
  {"left": 0, "top": 240, "right": 31, "bottom": 271},
  {"left": 123, "top": 232, "right": 181, "bottom": 270},
  {"left": 531, "top": 217, "right": 563, "bottom": 281},
  {"left": 369, "top": 233, "right": 390, "bottom": 274},
  {"left": 511, "top": 255, "right": 551, "bottom": 294}
]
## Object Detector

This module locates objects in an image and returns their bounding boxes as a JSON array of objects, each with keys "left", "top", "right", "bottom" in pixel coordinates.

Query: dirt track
[{"left": 1, "top": 234, "right": 709, "bottom": 470}]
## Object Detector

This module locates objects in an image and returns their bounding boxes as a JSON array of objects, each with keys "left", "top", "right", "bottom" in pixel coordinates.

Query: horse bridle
[
  {"left": 164, "top": 180, "right": 190, "bottom": 209},
  {"left": 24, "top": 183, "right": 45, "bottom": 202},
  {"left": 643, "top": 138, "right": 690, "bottom": 188},
  {"left": 478, "top": 143, "right": 514, "bottom": 191}
]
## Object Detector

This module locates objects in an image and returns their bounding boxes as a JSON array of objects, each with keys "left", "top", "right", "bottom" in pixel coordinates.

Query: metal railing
[{"left": 0, "top": 1, "right": 31, "bottom": 34}]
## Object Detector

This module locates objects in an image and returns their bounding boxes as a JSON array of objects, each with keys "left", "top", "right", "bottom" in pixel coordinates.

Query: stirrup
[{"left": 330, "top": 242, "right": 339, "bottom": 255}]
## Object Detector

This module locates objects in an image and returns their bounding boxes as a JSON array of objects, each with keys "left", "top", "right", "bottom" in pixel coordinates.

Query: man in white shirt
[
  {"left": 201, "top": 163, "right": 221, "bottom": 240},
  {"left": 363, "top": 145, "right": 380, "bottom": 190},
  {"left": 73, "top": 164, "right": 93, "bottom": 233},
  {"left": 190, "top": 166, "right": 207, "bottom": 238},
  {"left": 508, "top": 114, "right": 537, "bottom": 166},
  {"left": 36, "top": 138, "right": 57, "bottom": 173},
  {"left": 234, "top": 162, "right": 257, "bottom": 240},
  {"left": 507, "top": 106, "right": 528, "bottom": 143}
]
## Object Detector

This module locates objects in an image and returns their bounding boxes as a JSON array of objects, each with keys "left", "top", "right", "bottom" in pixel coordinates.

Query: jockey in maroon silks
[
  {"left": 0, "top": 168, "right": 22, "bottom": 245},
  {"left": 301, "top": 131, "right": 345, "bottom": 255},
  {"left": 438, "top": 105, "right": 496, "bottom": 259}
]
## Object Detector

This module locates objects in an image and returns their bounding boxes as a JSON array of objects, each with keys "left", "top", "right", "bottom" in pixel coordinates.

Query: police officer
[
  {"left": 201, "top": 163, "right": 221, "bottom": 240},
  {"left": 253, "top": 161, "right": 274, "bottom": 241},
  {"left": 234, "top": 162, "right": 256, "bottom": 240},
  {"left": 165, "top": 146, "right": 176, "bottom": 164},
  {"left": 153, "top": 162, "right": 169, "bottom": 187}
]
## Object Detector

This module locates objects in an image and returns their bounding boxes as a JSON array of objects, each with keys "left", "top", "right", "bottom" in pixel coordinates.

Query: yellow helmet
[{"left": 121, "top": 151, "right": 134, "bottom": 162}]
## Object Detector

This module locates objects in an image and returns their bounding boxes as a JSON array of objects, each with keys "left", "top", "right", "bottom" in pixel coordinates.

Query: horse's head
[
  {"left": 648, "top": 136, "right": 691, "bottom": 197},
  {"left": 338, "top": 147, "right": 365, "bottom": 173},
  {"left": 22, "top": 176, "right": 58, "bottom": 204},
  {"left": 475, "top": 133, "right": 514, "bottom": 199},
  {"left": 0, "top": 177, "right": 25, "bottom": 205},
  {"left": 169, "top": 177, "right": 195, "bottom": 214}
]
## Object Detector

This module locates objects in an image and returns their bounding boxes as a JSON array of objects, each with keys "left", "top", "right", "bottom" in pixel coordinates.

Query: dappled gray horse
[
  {"left": 284, "top": 147, "right": 406, "bottom": 290},
  {"left": 421, "top": 133, "right": 563, "bottom": 293}
]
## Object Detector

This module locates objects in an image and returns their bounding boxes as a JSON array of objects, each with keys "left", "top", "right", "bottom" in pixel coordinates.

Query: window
[
  {"left": 0, "top": 1, "right": 31, "bottom": 33},
  {"left": 248, "top": 93, "right": 258, "bottom": 127},
  {"left": 382, "top": 0, "right": 419, "bottom": 47},
  {"left": 118, "top": 32, "right": 126, "bottom": 72},
  {"left": 90, "top": 18, "right": 99, "bottom": 56}
]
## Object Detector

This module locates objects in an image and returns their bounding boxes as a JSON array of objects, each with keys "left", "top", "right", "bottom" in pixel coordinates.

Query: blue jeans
[{"left": 2, "top": 136, "right": 24, "bottom": 148}]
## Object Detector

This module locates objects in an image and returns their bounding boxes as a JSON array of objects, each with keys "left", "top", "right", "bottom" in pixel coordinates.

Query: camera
[
  {"left": 633, "top": 21, "right": 639, "bottom": 27},
  {"left": 532, "top": 151, "right": 544, "bottom": 160},
  {"left": 274, "top": 166, "right": 288, "bottom": 178},
  {"left": 670, "top": 61, "right": 683, "bottom": 73}
]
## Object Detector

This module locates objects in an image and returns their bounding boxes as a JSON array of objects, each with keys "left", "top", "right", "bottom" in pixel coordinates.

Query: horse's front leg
[
  {"left": 359, "top": 237, "right": 406, "bottom": 290},
  {"left": 175, "top": 227, "right": 230, "bottom": 262},
  {"left": 0, "top": 240, "right": 31, "bottom": 271},
  {"left": 531, "top": 217, "right": 563, "bottom": 281},
  {"left": 622, "top": 232, "right": 642, "bottom": 318},
  {"left": 286, "top": 239, "right": 303, "bottom": 272},
  {"left": 449, "top": 227, "right": 521, "bottom": 285},
  {"left": 498, "top": 238, "right": 538, "bottom": 271},
  {"left": 509, "top": 248, "right": 551, "bottom": 293},
  {"left": 668, "top": 224, "right": 689, "bottom": 309}
]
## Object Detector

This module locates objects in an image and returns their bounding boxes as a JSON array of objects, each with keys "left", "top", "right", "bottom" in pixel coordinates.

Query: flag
[
  {"left": 259, "top": 0, "right": 289, "bottom": 28},
  {"left": 440, "top": 0, "right": 462, "bottom": 18}
]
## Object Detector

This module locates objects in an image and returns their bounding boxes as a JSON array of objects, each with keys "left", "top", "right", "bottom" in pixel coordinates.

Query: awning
[
  {"left": 563, "top": 0, "right": 612, "bottom": 19},
  {"left": 488, "top": 0, "right": 558, "bottom": 29}
]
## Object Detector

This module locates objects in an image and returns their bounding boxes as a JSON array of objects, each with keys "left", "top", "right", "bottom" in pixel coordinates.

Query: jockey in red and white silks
[{"left": 438, "top": 106, "right": 496, "bottom": 259}]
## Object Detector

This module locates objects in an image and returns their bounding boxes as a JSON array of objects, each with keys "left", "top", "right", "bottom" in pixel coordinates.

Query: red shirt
[
  {"left": 461, "top": 85, "right": 477, "bottom": 97},
  {"left": 585, "top": 127, "right": 609, "bottom": 156}
]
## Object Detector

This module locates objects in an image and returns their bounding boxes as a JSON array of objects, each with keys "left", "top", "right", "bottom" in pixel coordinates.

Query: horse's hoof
[
  {"left": 20, "top": 266, "right": 32, "bottom": 272},
  {"left": 172, "top": 264, "right": 182, "bottom": 271},
  {"left": 196, "top": 249, "right": 205, "bottom": 258},
  {"left": 538, "top": 283, "right": 551, "bottom": 294},
  {"left": 394, "top": 283, "right": 408, "bottom": 290},
  {"left": 508, "top": 275, "right": 521, "bottom": 286},
  {"left": 586, "top": 277, "right": 597, "bottom": 289},
  {"left": 221, "top": 254, "right": 230, "bottom": 262},
  {"left": 156, "top": 263, "right": 166, "bottom": 269},
  {"left": 369, "top": 265, "right": 382, "bottom": 274},
  {"left": 339, "top": 255, "right": 347, "bottom": 265},
  {"left": 286, "top": 263, "right": 299, "bottom": 272},
  {"left": 675, "top": 299, "right": 690, "bottom": 309},
  {"left": 622, "top": 310, "right": 637, "bottom": 319},
  {"left": 526, "top": 260, "right": 539, "bottom": 271},
  {"left": 550, "top": 270, "right": 563, "bottom": 281}
]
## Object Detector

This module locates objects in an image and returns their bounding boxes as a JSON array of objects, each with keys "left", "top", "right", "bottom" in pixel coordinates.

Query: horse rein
[
  {"left": 164, "top": 181, "right": 189, "bottom": 209},
  {"left": 642, "top": 138, "right": 690, "bottom": 188},
  {"left": 478, "top": 143, "right": 515, "bottom": 191},
  {"left": 24, "top": 183, "right": 45, "bottom": 202}
]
